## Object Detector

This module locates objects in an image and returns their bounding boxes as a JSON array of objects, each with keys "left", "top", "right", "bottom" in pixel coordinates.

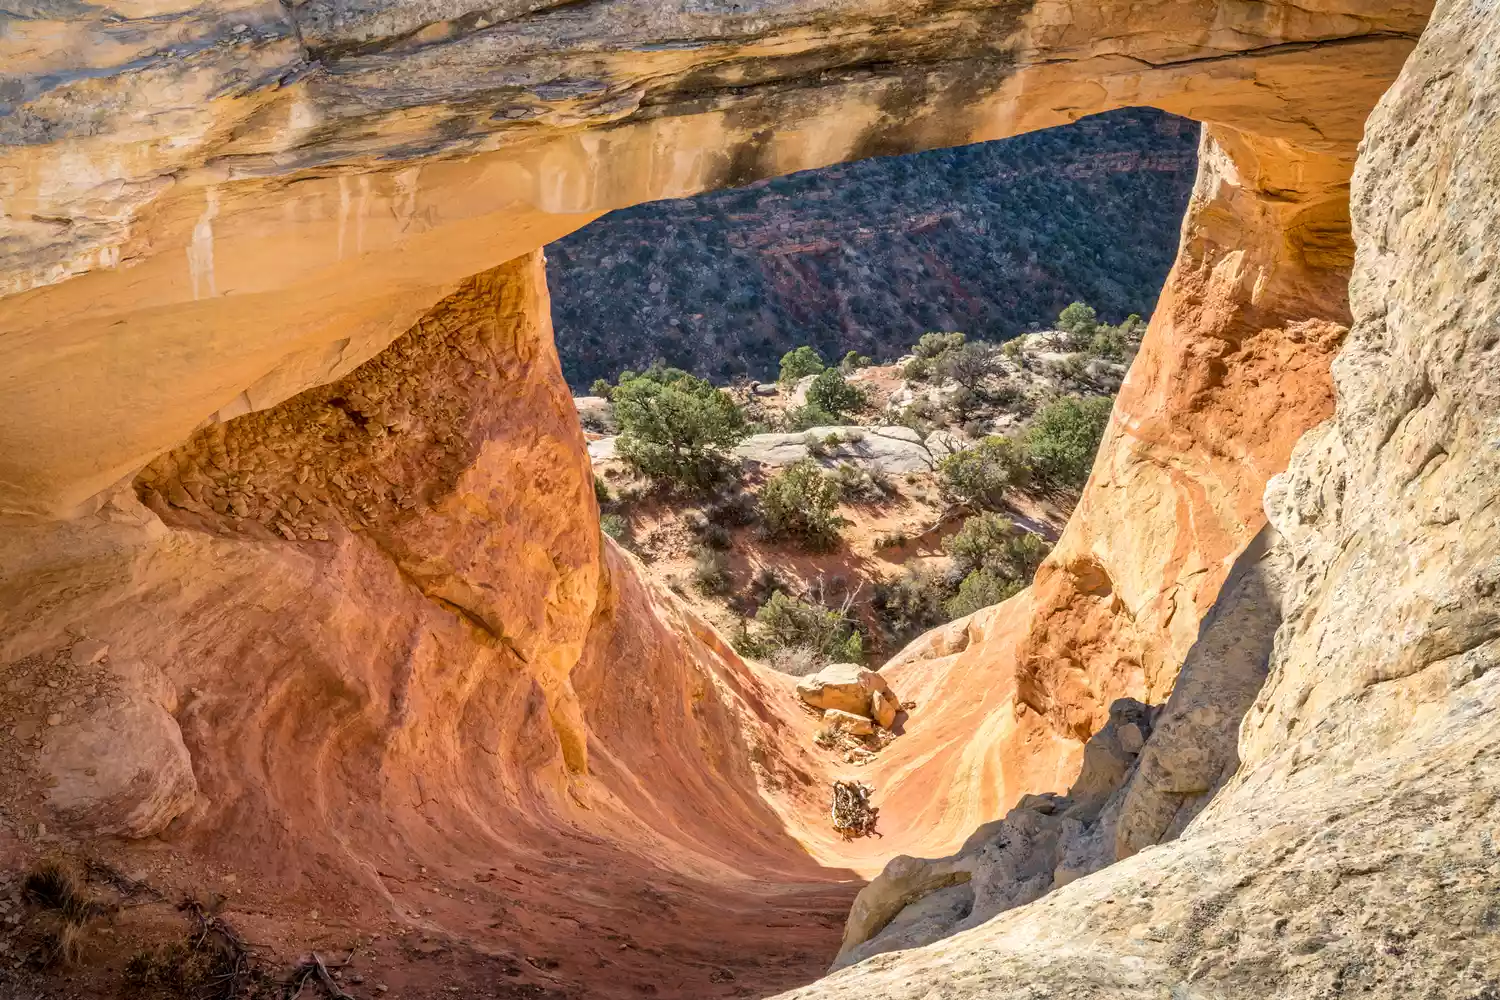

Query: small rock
[
  {"left": 46, "top": 713, "right": 62, "bottom": 727},
  {"left": 1117, "top": 722, "right": 1145, "bottom": 754},
  {"left": 822, "top": 709, "right": 873, "bottom": 736}
]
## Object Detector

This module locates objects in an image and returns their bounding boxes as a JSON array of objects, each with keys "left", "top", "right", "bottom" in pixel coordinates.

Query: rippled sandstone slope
[{"left": 0, "top": 254, "right": 861, "bottom": 997}]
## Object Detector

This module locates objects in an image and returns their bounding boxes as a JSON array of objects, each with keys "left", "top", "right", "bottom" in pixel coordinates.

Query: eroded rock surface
[
  {"left": 0, "top": 0, "right": 1423, "bottom": 515},
  {"left": 778, "top": 1, "right": 1500, "bottom": 993}
]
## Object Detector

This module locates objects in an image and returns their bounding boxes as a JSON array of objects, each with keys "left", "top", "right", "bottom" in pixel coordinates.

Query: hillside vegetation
[
  {"left": 550, "top": 109, "right": 1197, "bottom": 387},
  {"left": 583, "top": 305, "right": 1141, "bottom": 674}
]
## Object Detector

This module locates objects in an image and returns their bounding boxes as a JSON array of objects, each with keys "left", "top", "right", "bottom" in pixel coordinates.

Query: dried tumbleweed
[{"left": 830, "top": 779, "right": 880, "bottom": 839}]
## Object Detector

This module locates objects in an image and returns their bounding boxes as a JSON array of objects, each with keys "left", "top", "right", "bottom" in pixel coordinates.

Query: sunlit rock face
[
  {"left": 779, "top": 0, "right": 1500, "bottom": 994},
  {"left": 0, "top": 0, "right": 1423, "bottom": 515},
  {"left": 8, "top": 0, "right": 1498, "bottom": 997}
]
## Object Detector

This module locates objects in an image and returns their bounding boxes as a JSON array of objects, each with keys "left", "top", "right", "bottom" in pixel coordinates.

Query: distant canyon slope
[{"left": 550, "top": 109, "right": 1198, "bottom": 387}]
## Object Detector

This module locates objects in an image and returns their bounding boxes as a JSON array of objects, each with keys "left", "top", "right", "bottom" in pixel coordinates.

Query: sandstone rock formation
[
  {"left": 832, "top": 525, "right": 1289, "bottom": 968},
  {"left": 775, "top": 0, "right": 1500, "bottom": 994},
  {"left": 0, "top": 255, "right": 861, "bottom": 996},
  {"left": 796, "top": 663, "right": 899, "bottom": 726},
  {"left": 0, "top": 0, "right": 1423, "bottom": 517},
  {"left": 5, "top": 0, "right": 1493, "bottom": 996}
]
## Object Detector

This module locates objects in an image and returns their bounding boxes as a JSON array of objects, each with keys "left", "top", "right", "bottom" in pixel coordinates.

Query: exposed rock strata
[
  {"left": 778, "top": 0, "right": 1500, "bottom": 993},
  {"left": 835, "top": 525, "right": 1289, "bottom": 967},
  {"left": 0, "top": 255, "right": 859, "bottom": 997},
  {"left": 0, "top": 0, "right": 1423, "bottom": 515},
  {"left": 825, "top": 120, "right": 1358, "bottom": 872}
]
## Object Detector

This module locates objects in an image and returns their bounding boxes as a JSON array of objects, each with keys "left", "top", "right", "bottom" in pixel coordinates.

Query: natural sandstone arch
[
  {"left": 0, "top": 0, "right": 1423, "bottom": 516},
  {"left": 0, "top": 0, "right": 1449, "bottom": 995}
]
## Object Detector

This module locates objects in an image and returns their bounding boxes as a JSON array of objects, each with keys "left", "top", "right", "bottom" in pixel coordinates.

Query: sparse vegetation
[
  {"left": 939, "top": 341, "right": 998, "bottom": 391},
  {"left": 945, "top": 512, "right": 1049, "bottom": 582},
  {"left": 692, "top": 545, "right": 731, "bottom": 595},
  {"left": 805, "top": 367, "right": 866, "bottom": 419},
  {"left": 871, "top": 568, "right": 953, "bottom": 649},
  {"left": 1024, "top": 395, "right": 1113, "bottom": 489},
  {"left": 758, "top": 459, "right": 849, "bottom": 550},
  {"left": 613, "top": 365, "right": 748, "bottom": 489},
  {"left": 938, "top": 436, "right": 1030, "bottom": 509},
  {"left": 945, "top": 568, "right": 1022, "bottom": 618},
  {"left": 601, "top": 513, "right": 630, "bottom": 542},
  {"left": 840, "top": 351, "right": 873, "bottom": 372},
  {"left": 734, "top": 590, "right": 865, "bottom": 670},
  {"left": 778, "top": 345, "right": 826, "bottom": 384}
]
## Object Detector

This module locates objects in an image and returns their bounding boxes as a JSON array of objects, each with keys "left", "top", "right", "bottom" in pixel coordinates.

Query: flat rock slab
[
  {"left": 588, "top": 436, "right": 618, "bottom": 463},
  {"left": 735, "top": 426, "right": 938, "bottom": 474}
]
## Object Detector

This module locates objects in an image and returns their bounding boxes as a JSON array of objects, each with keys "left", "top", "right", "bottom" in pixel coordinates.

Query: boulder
[
  {"left": 822, "top": 709, "right": 874, "bottom": 736},
  {"left": 796, "top": 663, "right": 895, "bottom": 719},
  {"left": 870, "top": 689, "right": 900, "bottom": 729},
  {"left": 40, "top": 695, "right": 198, "bottom": 839}
]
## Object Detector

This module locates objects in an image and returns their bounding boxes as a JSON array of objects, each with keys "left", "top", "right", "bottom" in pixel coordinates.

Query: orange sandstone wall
[
  {"left": 842, "top": 126, "right": 1353, "bottom": 863},
  {"left": 0, "top": 254, "right": 855, "bottom": 997}
]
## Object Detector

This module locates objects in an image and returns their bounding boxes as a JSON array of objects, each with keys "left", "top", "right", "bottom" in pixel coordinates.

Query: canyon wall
[
  {"left": 0, "top": 254, "right": 859, "bottom": 996},
  {"left": 783, "top": 0, "right": 1500, "bottom": 992},
  {"left": 5, "top": 0, "right": 1493, "bottom": 996}
]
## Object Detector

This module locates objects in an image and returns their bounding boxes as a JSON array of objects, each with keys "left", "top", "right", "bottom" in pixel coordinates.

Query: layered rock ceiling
[{"left": 4, "top": 0, "right": 1499, "bottom": 996}]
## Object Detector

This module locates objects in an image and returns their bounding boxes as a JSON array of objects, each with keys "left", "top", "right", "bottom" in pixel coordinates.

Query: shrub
[
  {"left": 779, "top": 345, "right": 826, "bottom": 384},
  {"left": 903, "top": 356, "right": 934, "bottom": 382},
  {"left": 589, "top": 378, "right": 614, "bottom": 398},
  {"left": 890, "top": 400, "right": 935, "bottom": 435},
  {"left": 750, "top": 591, "right": 865, "bottom": 669},
  {"left": 840, "top": 351, "right": 873, "bottom": 372},
  {"left": 938, "top": 341, "right": 997, "bottom": 391},
  {"left": 593, "top": 475, "right": 611, "bottom": 506},
  {"left": 1087, "top": 326, "right": 1127, "bottom": 360},
  {"left": 945, "top": 512, "right": 1049, "bottom": 582},
  {"left": 759, "top": 459, "right": 848, "bottom": 550},
  {"left": 938, "top": 436, "right": 1029, "bottom": 509},
  {"left": 706, "top": 490, "right": 758, "bottom": 527},
  {"left": 614, "top": 366, "right": 747, "bottom": 488},
  {"left": 831, "top": 462, "right": 891, "bottom": 503},
  {"left": 787, "top": 403, "right": 839, "bottom": 431},
  {"left": 914, "top": 331, "right": 965, "bottom": 359},
  {"left": 806, "top": 367, "right": 866, "bottom": 418},
  {"left": 1057, "top": 301, "right": 1099, "bottom": 348},
  {"left": 1024, "top": 395, "right": 1113, "bottom": 489},
  {"left": 601, "top": 513, "right": 629, "bottom": 542},
  {"left": 746, "top": 566, "right": 789, "bottom": 609},
  {"left": 692, "top": 546, "right": 731, "bottom": 595},
  {"left": 871, "top": 568, "right": 953, "bottom": 649},
  {"left": 945, "top": 568, "right": 1022, "bottom": 618}
]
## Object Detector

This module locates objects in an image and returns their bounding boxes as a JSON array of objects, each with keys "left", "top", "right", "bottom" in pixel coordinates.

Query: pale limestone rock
[
  {"left": 572, "top": 396, "right": 615, "bottom": 433},
  {"left": 587, "top": 437, "right": 618, "bottom": 463},
  {"left": 735, "top": 426, "right": 934, "bottom": 474}
]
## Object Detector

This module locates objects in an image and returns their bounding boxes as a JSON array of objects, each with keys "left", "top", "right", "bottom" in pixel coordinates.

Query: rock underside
[{"left": 4, "top": 0, "right": 1499, "bottom": 997}]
